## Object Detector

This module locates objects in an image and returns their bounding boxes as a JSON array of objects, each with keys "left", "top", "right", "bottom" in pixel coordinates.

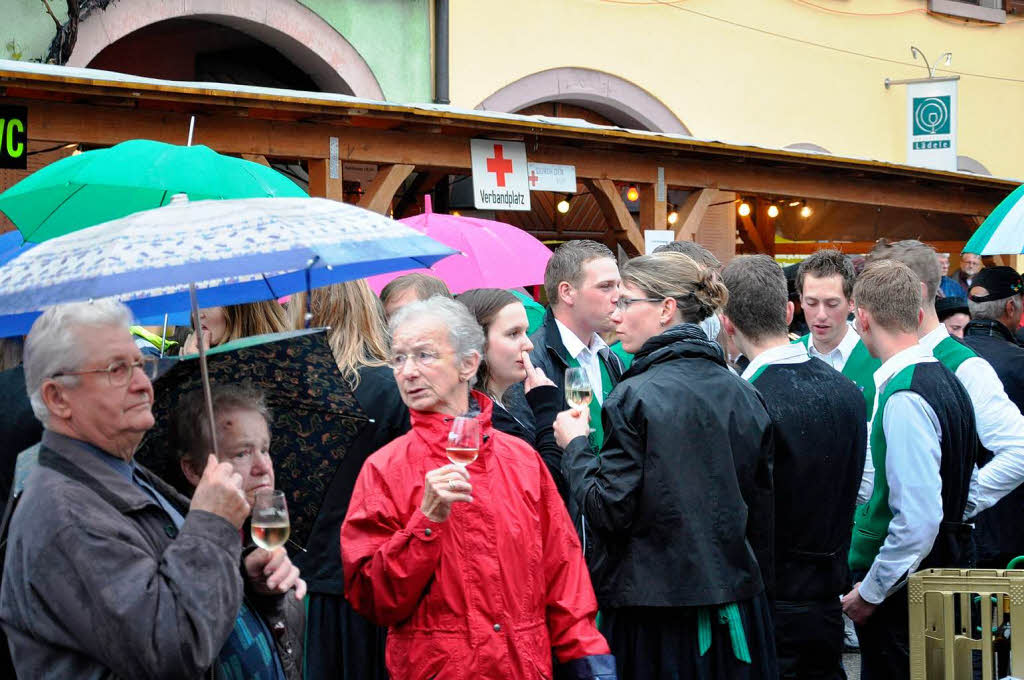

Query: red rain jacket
[{"left": 342, "top": 392, "right": 609, "bottom": 679}]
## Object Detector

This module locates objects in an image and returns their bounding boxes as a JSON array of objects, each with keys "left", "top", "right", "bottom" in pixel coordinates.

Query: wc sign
[
  {"left": 0, "top": 106, "right": 27, "bottom": 170},
  {"left": 906, "top": 79, "right": 957, "bottom": 171}
]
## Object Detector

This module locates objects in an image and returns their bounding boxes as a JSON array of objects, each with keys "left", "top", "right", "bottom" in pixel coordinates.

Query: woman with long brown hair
[
  {"left": 554, "top": 252, "right": 777, "bottom": 679},
  {"left": 289, "top": 279, "right": 409, "bottom": 680},
  {"left": 182, "top": 300, "right": 289, "bottom": 352}
]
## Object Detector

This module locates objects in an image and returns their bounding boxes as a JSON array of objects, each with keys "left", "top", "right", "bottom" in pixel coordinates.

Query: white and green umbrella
[{"left": 964, "top": 184, "right": 1024, "bottom": 255}]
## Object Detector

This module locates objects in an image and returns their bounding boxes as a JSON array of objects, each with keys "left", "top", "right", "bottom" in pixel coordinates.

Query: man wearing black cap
[
  {"left": 936, "top": 297, "right": 970, "bottom": 339},
  {"left": 964, "top": 266, "right": 1024, "bottom": 568}
]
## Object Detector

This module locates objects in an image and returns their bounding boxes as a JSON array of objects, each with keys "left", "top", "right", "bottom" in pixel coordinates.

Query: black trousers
[
  {"left": 850, "top": 573, "right": 909, "bottom": 680},
  {"left": 775, "top": 599, "right": 847, "bottom": 680}
]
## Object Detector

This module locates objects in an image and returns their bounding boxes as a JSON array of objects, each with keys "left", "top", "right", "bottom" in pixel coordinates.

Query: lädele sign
[
  {"left": 470, "top": 139, "right": 531, "bottom": 211},
  {"left": 906, "top": 78, "right": 957, "bottom": 171}
]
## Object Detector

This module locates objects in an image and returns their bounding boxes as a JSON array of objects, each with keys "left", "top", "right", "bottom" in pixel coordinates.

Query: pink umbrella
[{"left": 365, "top": 196, "right": 552, "bottom": 294}]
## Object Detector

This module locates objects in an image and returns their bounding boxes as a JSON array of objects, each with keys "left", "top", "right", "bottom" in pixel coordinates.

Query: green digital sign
[{"left": 0, "top": 107, "right": 27, "bottom": 169}]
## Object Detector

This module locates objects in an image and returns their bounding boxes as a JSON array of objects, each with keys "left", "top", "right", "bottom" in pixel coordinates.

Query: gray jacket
[{"left": 0, "top": 430, "right": 290, "bottom": 679}]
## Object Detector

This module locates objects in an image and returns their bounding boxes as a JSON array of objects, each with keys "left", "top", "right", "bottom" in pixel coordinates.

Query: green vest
[
  {"left": 848, "top": 364, "right": 916, "bottom": 570},
  {"left": 566, "top": 352, "right": 614, "bottom": 450},
  {"left": 797, "top": 333, "right": 880, "bottom": 413},
  {"left": 931, "top": 334, "right": 977, "bottom": 374}
]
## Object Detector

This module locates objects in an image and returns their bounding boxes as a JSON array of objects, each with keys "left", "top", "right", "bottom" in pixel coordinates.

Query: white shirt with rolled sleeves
[
  {"left": 554, "top": 318, "right": 610, "bottom": 405},
  {"left": 858, "top": 344, "right": 944, "bottom": 605},
  {"left": 919, "top": 323, "right": 1024, "bottom": 518}
]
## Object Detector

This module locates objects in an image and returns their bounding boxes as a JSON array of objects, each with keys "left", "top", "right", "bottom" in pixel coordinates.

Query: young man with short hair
[
  {"left": 841, "top": 260, "right": 977, "bottom": 679},
  {"left": 721, "top": 255, "right": 865, "bottom": 680}
]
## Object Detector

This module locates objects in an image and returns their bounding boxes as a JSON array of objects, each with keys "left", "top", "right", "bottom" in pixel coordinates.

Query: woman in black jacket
[
  {"left": 289, "top": 280, "right": 410, "bottom": 680},
  {"left": 554, "top": 251, "right": 777, "bottom": 680}
]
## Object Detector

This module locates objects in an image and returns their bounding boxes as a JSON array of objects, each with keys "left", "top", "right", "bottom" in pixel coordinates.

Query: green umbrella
[
  {"left": 963, "top": 183, "right": 1024, "bottom": 255},
  {"left": 0, "top": 139, "right": 307, "bottom": 242},
  {"left": 509, "top": 289, "right": 546, "bottom": 334}
]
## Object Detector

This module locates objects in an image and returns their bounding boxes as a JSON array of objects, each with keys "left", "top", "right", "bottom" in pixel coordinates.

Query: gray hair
[
  {"left": 24, "top": 299, "right": 133, "bottom": 426},
  {"left": 389, "top": 295, "right": 484, "bottom": 382},
  {"left": 969, "top": 295, "right": 1022, "bottom": 322}
]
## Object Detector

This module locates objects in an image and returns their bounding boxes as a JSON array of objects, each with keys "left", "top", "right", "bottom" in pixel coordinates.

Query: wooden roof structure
[{"left": 0, "top": 60, "right": 1016, "bottom": 257}]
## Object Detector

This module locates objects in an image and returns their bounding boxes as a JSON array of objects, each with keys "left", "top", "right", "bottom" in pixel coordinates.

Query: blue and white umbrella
[
  {"left": 0, "top": 196, "right": 457, "bottom": 332},
  {"left": 963, "top": 184, "right": 1024, "bottom": 255}
]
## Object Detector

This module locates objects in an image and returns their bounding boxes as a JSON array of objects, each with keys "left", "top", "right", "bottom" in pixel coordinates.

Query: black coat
[
  {"left": 297, "top": 364, "right": 410, "bottom": 592},
  {"left": 963, "top": 319, "right": 1024, "bottom": 564},
  {"left": 561, "top": 324, "right": 775, "bottom": 608}
]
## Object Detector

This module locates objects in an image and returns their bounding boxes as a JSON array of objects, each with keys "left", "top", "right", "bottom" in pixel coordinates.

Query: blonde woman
[
  {"left": 288, "top": 279, "right": 409, "bottom": 680},
  {"left": 183, "top": 300, "right": 289, "bottom": 352},
  {"left": 554, "top": 252, "right": 777, "bottom": 679}
]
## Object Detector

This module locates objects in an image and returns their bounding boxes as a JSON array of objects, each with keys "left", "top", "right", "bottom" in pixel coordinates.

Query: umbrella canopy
[
  {"left": 509, "top": 289, "right": 546, "bottom": 335},
  {"left": 963, "top": 184, "right": 1024, "bottom": 255},
  {"left": 0, "top": 139, "right": 307, "bottom": 242},
  {"left": 0, "top": 196, "right": 456, "bottom": 326},
  {"left": 135, "top": 329, "right": 367, "bottom": 549},
  {"left": 366, "top": 196, "right": 553, "bottom": 294}
]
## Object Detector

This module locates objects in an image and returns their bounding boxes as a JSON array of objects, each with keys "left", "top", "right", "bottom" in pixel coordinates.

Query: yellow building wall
[{"left": 450, "top": 0, "right": 1020, "bottom": 179}]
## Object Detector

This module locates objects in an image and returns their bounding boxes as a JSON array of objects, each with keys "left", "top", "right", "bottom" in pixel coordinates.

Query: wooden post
[
  {"left": 308, "top": 158, "right": 343, "bottom": 201},
  {"left": 755, "top": 198, "right": 777, "bottom": 256},
  {"left": 358, "top": 164, "right": 415, "bottom": 214},
  {"left": 639, "top": 183, "right": 667, "bottom": 231}
]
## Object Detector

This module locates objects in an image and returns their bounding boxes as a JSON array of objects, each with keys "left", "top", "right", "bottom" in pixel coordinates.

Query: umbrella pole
[
  {"left": 187, "top": 116, "right": 195, "bottom": 147},
  {"left": 159, "top": 313, "right": 168, "bottom": 359},
  {"left": 189, "top": 282, "right": 219, "bottom": 457}
]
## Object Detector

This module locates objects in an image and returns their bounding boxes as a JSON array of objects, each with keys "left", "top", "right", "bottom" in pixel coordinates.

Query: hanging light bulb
[
  {"left": 626, "top": 185, "right": 639, "bottom": 202},
  {"left": 556, "top": 195, "right": 572, "bottom": 214},
  {"left": 667, "top": 209, "right": 679, "bottom": 226},
  {"left": 451, "top": 210, "right": 462, "bottom": 217},
  {"left": 800, "top": 203, "right": 812, "bottom": 219},
  {"left": 767, "top": 204, "right": 780, "bottom": 218},
  {"left": 788, "top": 199, "right": 801, "bottom": 207},
  {"left": 738, "top": 201, "right": 752, "bottom": 217}
]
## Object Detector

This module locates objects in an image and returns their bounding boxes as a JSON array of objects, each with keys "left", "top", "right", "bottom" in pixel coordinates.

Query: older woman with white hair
[{"left": 341, "top": 296, "right": 616, "bottom": 680}]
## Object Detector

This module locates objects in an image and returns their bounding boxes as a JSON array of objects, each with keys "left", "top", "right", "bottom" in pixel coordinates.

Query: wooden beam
[
  {"left": 755, "top": 199, "right": 777, "bottom": 257},
  {"left": 240, "top": 153, "right": 271, "bottom": 167},
  {"left": 358, "top": 163, "right": 414, "bottom": 214},
  {"left": 16, "top": 98, "right": 1008, "bottom": 216},
  {"left": 582, "top": 178, "right": 644, "bottom": 256},
  {"left": 737, "top": 213, "right": 767, "bottom": 254},
  {"left": 774, "top": 240, "right": 966, "bottom": 255},
  {"left": 638, "top": 183, "right": 667, "bottom": 231},
  {"left": 673, "top": 188, "right": 716, "bottom": 240},
  {"left": 308, "top": 158, "right": 343, "bottom": 201}
]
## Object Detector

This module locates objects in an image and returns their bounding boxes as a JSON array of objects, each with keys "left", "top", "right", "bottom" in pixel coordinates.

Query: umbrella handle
[{"left": 189, "top": 282, "right": 219, "bottom": 457}]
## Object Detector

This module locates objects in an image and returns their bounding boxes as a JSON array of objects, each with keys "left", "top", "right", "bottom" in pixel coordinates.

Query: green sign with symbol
[
  {"left": 912, "top": 96, "right": 951, "bottom": 136},
  {"left": 0, "top": 106, "right": 27, "bottom": 169}
]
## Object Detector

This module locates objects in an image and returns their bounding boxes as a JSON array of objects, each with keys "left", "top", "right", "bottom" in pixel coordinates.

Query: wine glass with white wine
[
  {"left": 447, "top": 416, "right": 481, "bottom": 468},
  {"left": 564, "top": 367, "right": 595, "bottom": 433},
  {"left": 251, "top": 489, "right": 290, "bottom": 551}
]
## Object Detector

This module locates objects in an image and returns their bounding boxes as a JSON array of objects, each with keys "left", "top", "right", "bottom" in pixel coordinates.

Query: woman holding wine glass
[
  {"left": 341, "top": 296, "right": 617, "bottom": 680},
  {"left": 553, "top": 251, "right": 777, "bottom": 680},
  {"left": 170, "top": 383, "right": 307, "bottom": 680}
]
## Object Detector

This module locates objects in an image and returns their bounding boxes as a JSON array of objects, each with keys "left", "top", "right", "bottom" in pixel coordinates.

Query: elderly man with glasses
[{"left": 0, "top": 299, "right": 303, "bottom": 679}]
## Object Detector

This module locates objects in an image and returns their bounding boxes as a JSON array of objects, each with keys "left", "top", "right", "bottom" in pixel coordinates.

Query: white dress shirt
[
  {"left": 555, "top": 319, "right": 610, "bottom": 405},
  {"left": 919, "top": 323, "right": 1024, "bottom": 518},
  {"left": 807, "top": 323, "right": 861, "bottom": 372},
  {"left": 859, "top": 344, "right": 944, "bottom": 605},
  {"left": 741, "top": 341, "right": 810, "bottom": 382}
]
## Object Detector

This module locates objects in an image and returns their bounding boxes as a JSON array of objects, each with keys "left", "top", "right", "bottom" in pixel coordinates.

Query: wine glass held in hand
[
  {"left": 447, "top": 416, "right": 481, "bottom": 468},
  {"left": 564, "top": 367, "right": 596, "bottom": 433},
  {"left": 251, "top": 489, "right": 290, "bottom": 551}
]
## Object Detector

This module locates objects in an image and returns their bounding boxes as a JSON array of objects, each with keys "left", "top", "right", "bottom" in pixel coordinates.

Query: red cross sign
[{"left": 486, "top": 144, "right": 514, "bottom": 187}]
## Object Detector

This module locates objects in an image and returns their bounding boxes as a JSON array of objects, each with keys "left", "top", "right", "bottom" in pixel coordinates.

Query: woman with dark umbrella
[{"left": 554, "top": 251, "right": 777, "bottom": 680}]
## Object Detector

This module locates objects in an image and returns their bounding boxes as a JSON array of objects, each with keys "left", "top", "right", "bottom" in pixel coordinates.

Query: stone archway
[
  {"left": 477, "top": 67, "right": 689, "bottom": 134},
  {"left": 65, "top": 0, "right": 384, "bottom": 98}
]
